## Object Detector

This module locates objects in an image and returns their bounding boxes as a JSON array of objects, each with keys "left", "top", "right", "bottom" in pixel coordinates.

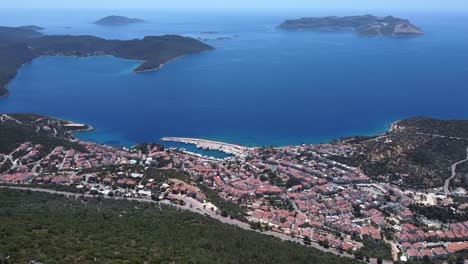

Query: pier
[{"left": 161, "top": 137, "right": 253, "bottom": 157}]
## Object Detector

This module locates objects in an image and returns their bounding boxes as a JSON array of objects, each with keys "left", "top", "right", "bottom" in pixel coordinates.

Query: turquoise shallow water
[{"left": 1, "top": 9, "right": 468, "bottom": 149}]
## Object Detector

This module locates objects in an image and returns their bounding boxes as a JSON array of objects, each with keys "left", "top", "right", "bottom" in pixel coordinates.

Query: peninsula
[
  {"left": 94, "top": 15, "right": 145, "bottom": 26},
  {"left": 277, "top": 15, "right": 423, "bottom": 37},
  {"left": 0, "top": 26, "right": 213, "bottom": 96}
]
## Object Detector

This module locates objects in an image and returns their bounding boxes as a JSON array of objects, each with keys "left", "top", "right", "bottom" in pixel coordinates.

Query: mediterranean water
[{"left": 1, "top": 9, "right": 468, "bottom": 152}]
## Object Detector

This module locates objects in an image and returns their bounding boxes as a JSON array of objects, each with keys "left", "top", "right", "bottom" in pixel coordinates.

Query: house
[
  {"left": 420, "top": 249, "right": 433, "bottom": 259},
  {"left": 103, "top": 177, "right": 113, "bottom": 185},
  {"left": 126, "top": 180, "right": 137, "bottom": 188},
  {"left": 71, "top": 175, "right": 82, "bottom": 184},
  {"left": 406, "top": 249, "right": 420, "bottom": 261},
  {"left": 117, "top": 179, "right": 127, "bottom": 187},
  {"left": 432, "top": 247, "right": 448, "bottom": 259}
]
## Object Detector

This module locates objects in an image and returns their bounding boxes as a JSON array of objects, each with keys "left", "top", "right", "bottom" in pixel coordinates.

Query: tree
[
  {"left": 250, "top": 221, "right": 261, "bottom": 230},
  {"left": 377, "top": 257, "right": 383, "bottom": 264},
  {"left": 285, "top": 177, "right": 301, "bottom": 188},
  {"left": 354, "top": 251, "right": 364, "bottom": 260},
  {"left": 321, "top": 239, "right": 329, "bottom": 249},
  {"left": 447, "top": 255, "right": 456, "bottom": 264}
]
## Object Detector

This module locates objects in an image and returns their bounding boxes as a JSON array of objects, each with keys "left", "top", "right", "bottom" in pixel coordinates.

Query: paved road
[
  {"left": 0, "top": 186, "right": 394, "bottom": 264},
  {"left": 444, "top": 147, "right": 468, "bottom": 195}
]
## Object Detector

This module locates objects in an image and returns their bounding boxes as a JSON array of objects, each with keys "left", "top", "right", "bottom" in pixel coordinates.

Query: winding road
[{"left": 444, "top": 147, "right": 468, "bottom": 195}]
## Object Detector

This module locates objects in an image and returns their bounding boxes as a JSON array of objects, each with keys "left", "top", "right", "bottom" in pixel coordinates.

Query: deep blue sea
[{"left": 1, "top": 9, "right": 468, "bottom": 150}]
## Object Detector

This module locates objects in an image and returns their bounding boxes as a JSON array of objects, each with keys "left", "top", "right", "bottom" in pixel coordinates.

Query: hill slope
[
  {"left": 0, "top": 188, "right": 362, "bottom": 264},
  {"left": 0, "top": 114, "right": 87, "bottom": 154},
  {"left": 329, "top": 118, "right": 468, "bottom": 188}
]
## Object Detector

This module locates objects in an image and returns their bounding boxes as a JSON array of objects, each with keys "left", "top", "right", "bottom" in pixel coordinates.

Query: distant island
[
  {"left": 0, "top": 26, "right": 213, "bottom": 97},
  {"left": 17, "top": 25, "right": 44, "bottom": 31},
  {"left": 94, "top": 15, "right": 145, "bottom": 26},
  {"left": 277, "top": 15, "right": 423, "bottom": 37}
]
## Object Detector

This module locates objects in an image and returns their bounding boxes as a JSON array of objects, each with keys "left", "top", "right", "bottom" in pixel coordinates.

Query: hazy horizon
[{"left": 2, "top": 0, "right": 468, "bottom": 11}]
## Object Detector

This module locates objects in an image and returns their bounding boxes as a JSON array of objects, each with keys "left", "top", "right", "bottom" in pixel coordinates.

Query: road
[
  {"left": 0, "top": 185, "right": 394, "bottom": 264},
  {"left": 444, "top": 147, "right": 468, "bottom": 195}
]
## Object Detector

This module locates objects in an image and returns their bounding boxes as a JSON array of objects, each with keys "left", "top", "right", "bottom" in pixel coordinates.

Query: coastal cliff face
[
  {"left": 0, "top": 26, "right": 213, "bottom": 96},
  {"left": 277, "top": 15, "right": 423, "bottom": 37}
]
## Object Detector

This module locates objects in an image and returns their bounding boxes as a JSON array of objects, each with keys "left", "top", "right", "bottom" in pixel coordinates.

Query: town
[{"left": 0, "top": 116, "right": 467, "bottom": 263}]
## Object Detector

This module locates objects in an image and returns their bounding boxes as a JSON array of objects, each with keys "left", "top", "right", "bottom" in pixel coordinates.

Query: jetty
[{"left": 161, "top": 137, "right": 253, "bottom": 157}]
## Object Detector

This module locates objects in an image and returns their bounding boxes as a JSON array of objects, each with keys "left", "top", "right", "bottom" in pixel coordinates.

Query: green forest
[
  {"left": 0, "top": 188, "right": 362, "bottom": 264},
  {"left": 0, "top": 116, "right": 85, "bottom": 154}
]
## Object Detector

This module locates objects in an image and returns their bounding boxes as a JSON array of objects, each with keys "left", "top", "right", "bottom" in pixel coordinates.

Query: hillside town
[{"left": 0, "top": 116, "right": 467, "bottom": 263}]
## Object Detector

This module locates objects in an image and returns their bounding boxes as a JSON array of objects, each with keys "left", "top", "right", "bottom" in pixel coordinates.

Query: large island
[
  {"left": 94, "top": 15, "right": 145, "bottom": 26},
  {"left": 277, "top": 15, "right": 423, "bottom": 37},
  {"left": 0, "top": 26, "right": 213, "bottom": 96}
]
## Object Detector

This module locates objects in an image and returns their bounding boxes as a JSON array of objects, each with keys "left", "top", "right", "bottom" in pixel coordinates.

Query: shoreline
[
  {"left": 71, "top": 119, "right": 398, "bottom": 156},
  {"left": 133, "top": 49, "right": 212, "bottom": 73},
  {"left": 1, "top": 49, "right": 208, "bottom": 97},
  {"left": 134, "top": 55, "right": 186, "bottom": 73},
  {"left": 69, "top": 125, "right": 96, "bottom": 140},
  {"left": 161, "top": 137, "right": 254, "bottom": 157},
  {"left": 0, "top": 88, "right": 10, "bottom": 98}
]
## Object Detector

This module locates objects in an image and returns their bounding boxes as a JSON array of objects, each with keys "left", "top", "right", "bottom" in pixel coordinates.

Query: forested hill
[
  {"left": 278, "top": 15, "right": 423, "bottom": 37},
  {"left": 329, "top": 117, "right": 468, "bottom": 188},
  {"left": 0, "top": 188, "right": 363, "bottom": 264},
  {"left": 0, "top": 26, "right": 42, "bottom": 42},
  {"left": 94, "top": 15, "right": 145, "bottom": 25},
  {"left": 0, "top": 114, "right": 87, "bottom": 154},
  {"left": 0, "top": 26, "right": 213, "bottom": 96}
]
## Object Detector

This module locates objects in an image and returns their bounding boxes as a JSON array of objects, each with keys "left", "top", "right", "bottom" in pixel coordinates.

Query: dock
[{"left": 161, "top": 137, "right": 253, "bottom": 157}]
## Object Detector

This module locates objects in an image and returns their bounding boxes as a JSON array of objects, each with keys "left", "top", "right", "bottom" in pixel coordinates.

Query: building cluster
[
  {"left": 398, "top": 222, "right": 468, "bottom": 260},
  {"left": 0, "top": 138, "right": 467, "bottom": 262}
]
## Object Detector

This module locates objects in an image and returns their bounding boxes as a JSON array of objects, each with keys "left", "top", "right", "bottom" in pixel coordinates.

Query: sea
[{"left": 1, "top": 9, "right": 468, "bottom": 157}]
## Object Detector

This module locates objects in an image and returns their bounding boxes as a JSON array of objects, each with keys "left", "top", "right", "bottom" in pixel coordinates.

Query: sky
[{"left": 2, "top": 0, "right": 467, "bottom": 10}]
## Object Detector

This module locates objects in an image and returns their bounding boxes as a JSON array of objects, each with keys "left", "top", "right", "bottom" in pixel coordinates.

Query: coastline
[
  {"left": 71, "top": 118, "right": 399, "bottom": 157},
  {"left": 161, "top": 137, "right": 253, "bottom": 157},
  {"left": 134, "top": 55, "right": 186, "bottom": 73},
  {"left": 133, "top": 49, "right": 212, "bottom": 73},
  {"left": 2, "top": 47, "right": 210, "bottom": 96},
  {"left": 0, "top": 53, "right": 168, "bottom": 99},
  {"left": 69, "top": 124, "right": 95, "bottom": 139},
  {"left": 0, "top": 87, "right": 10, "bottom": 98},
  {"left": 51, "top": 117, "right": 96, "bottom": 141}
]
